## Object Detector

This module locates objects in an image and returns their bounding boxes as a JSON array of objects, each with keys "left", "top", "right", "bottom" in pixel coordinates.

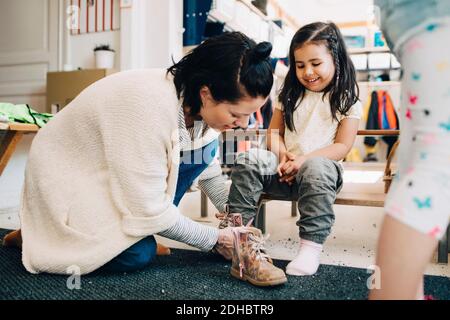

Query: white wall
[
  {"left": 120, "top": 0, "right": 183, "bottom": 70},
  {"left": 144, "top": 0, "right": 183, "bottom": 68},
  {"left": 70, "top": 30, "right": 120, "bottom": 70},
  {"left": 56, "top": 0, "right": 121, "bottom": 70},
  {"left": 0, "top": 0, "right": 59, "bottom": 113},
  {"left": 277, "top": 0, "right": 374, "bottom": 25}
]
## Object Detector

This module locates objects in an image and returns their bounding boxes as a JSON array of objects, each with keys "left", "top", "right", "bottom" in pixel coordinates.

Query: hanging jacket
[
  {"left": 364, "top": 90, "right": 399, "bottom": 157},
  {"left": 379, "top": 91, "right": 399, "bottom": 156},
  {"left": 383, "top": 91, "right": 398, "bottom": 129},
  {"left": 364, "top": 91, "right": 380, "bottom": 147},
  {"left": 0, "top": 103, "right": 53, "bottom": 128}
]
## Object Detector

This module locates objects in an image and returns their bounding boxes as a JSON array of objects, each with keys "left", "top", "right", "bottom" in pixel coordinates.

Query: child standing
[
  {"left": 225, "top": 22, "right": 362, "bottom": 276},
  {"left": 370, "top": 0, "right": 450, "bottom": 300}
]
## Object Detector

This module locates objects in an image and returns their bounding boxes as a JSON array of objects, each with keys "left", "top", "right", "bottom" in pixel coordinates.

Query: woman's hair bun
[{"left": 249, "top": 41, "right": 272, "bottom": 62}]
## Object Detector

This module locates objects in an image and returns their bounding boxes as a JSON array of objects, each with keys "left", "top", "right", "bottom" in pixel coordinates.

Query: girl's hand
[
  {"left": 277, "top": 152, "right": 296, "bottom": 177},
  {"left": 279, "top": 155, "right": 307, "bottom": 185}
]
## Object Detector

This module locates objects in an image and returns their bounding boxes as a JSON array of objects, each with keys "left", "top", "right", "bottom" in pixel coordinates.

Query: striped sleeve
[
  {"left": 198, "top": 174, "right": 229, "bottom": 213},
  {"left": 158, "top": 213, "right": 219, "bottom": 251}
]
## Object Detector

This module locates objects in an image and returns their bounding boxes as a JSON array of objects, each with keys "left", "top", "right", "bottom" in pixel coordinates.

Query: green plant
[{"left": 94, "top": 44, "right": 115, "bottom": 52}]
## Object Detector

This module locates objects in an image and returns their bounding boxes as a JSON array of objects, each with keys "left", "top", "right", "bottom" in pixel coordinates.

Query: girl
[
  {"left": 370, "top": 0, "right": 450, "bottom": 300},
  {"left": 3, "top": 32, "right": 286, "bottom": 286},
  {"left": 225, "top": 22, "right": 362, "bottom": 276}
]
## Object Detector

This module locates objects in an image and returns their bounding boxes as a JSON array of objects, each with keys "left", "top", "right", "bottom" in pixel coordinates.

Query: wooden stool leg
[
  {"left": 291, "top": 201, "right": 297, "bottom": 217},
  {"left": 200, "top": 190, "right": 208, "bottom": 218},
  {"left": 0, "top": 131, "right": 23, "bottom": 176},
  {"left": 448, "top": 225, "right": 450, "bottom": 253},
  {"left": 255, "top": 202, "right": 266, "bottom": 234},
  {"left": 438, "top": 226, "right": 449, "bottom": 264}
]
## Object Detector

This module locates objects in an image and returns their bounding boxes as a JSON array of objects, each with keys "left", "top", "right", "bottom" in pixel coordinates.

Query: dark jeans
[{"left": 100, "top": 139, "right": 218, "bottom": 272}]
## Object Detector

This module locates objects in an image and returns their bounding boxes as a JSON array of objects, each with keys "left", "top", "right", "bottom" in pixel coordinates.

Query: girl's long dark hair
[
  {"left": 279, "top": 22, "right": 359, "bottom": 131},
  {"left": 167, "top": 32, "right": 273, "bottom": 116}
]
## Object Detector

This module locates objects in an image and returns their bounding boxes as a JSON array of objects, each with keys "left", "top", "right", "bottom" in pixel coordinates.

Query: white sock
[{"left": 286, "top": 239, "right": 323, "bottom": 276}]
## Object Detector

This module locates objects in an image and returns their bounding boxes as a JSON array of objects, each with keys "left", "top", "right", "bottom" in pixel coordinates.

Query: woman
[{"left": 5, "top": 32, "right": 281, "bottom": 279}]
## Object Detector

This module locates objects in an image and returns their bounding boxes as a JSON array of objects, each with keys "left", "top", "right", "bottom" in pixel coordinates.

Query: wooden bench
[
  {"left": 254, "top": 130, "right": 399, "bottom": 234},
  {"left": 200, "top": 129, "right": 398, "bottom": 215},
  {"left": 200, "top": 128, "right": 449, "bottom": 264},
  {"left": 0, "top": 123, "right": 39, "bottom": 176}
]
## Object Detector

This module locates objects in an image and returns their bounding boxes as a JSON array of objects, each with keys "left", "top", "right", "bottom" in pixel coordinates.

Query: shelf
[
  {"left": 267, "top": 0, "right": 300, "bottom": 30},
  {"left": 351, "top": 48, "right": 401, "bottom": 72},
  {"left": 238, "top": 0, "right": 269, "bottom": 20},
  {"left": 185, "top": 0, "right": 295, "bottom": 51},
  {"left": 348, "top": 47, "right": 391, "bottom": 54},
  {"left": 208, "top": 0, "right": 297, "bottom": 35},
  {"left": 238, "top": 0, "right": 301, "bottom": 30},
  {"left": 209, "top": 0, "right": 270, "bottom": 25},
  {"left": 356, "top": 68, "right": 401, "bottom": 72},
  {"left": 208, "top": 9, "right": 233, "bottom": 23},
  {"left": 358, "top": 81, "right": 401, "bottom": 86}
]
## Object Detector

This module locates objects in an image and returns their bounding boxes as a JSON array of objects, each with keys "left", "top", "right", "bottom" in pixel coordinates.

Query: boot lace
[{"left": 233, "top": 227, "right": 271, "bottom": 278}]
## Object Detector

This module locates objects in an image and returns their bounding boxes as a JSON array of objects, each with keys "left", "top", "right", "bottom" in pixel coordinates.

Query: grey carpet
[{"left": 1, "top": 229, "right": 449, "bottom": 300}]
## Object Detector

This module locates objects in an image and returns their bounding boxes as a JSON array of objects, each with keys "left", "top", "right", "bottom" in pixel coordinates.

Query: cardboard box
[{"left": 46, "top": 69, "right": 117, "bottom": 113}]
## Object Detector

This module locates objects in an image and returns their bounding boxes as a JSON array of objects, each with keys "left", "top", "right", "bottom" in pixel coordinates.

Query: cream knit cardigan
[{"left": 20, "top": 69, "right": 219, "bottom": 275}]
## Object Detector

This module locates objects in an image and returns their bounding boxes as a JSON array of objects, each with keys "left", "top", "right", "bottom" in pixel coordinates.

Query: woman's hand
[{"left": 279, "top": 155, "right": 307, "bottom": 185}]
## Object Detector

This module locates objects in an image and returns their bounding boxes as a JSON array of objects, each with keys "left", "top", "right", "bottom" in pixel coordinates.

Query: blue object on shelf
[
  {"left": 344, "top": 35, "right": 365, "bottom": 48},
  {"left": 183, "top": 0, "right": 213, "bottom": 46},
  {"left": 374, "top": 31, "right": 386, "bottom": 47}
]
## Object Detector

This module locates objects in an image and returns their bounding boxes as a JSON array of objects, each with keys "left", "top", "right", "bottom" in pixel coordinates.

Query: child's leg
[
  {"left": 227, "top": 148, "right": 289, "bottom": 224},
  {"left": 287, "top": 157, "right": 343, "bottom": 276},
  {"left": 294, "top": 157, "right": 343, "bottom": 243},
  {"left": 369, "top": 216, "right": 437, "bottom": 299},
  {"left": 371, "top": 19, "right": 450, "bottom": 299}
]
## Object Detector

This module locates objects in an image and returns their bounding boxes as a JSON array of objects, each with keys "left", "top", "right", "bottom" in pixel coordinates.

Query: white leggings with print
[{"left": 385, "top": 18, "right": 450, "bottom": 240}]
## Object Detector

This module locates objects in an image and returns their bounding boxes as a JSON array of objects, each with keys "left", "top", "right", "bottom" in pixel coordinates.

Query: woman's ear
[{"left": 199, "top": 86, "right": 212, "bottom": 102}]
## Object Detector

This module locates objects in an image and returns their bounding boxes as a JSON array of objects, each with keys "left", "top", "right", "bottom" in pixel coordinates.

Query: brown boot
[
  {"left": 2, "top": 229, "right": 22, "bottom": 248},
  {"left": 231, "top": 226, "right": 287, "bottom": 287}
]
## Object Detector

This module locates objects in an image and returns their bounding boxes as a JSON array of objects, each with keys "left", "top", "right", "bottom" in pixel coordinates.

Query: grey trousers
[{"left": 227, "top": 149, "right": 343, "bottom": 244}]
